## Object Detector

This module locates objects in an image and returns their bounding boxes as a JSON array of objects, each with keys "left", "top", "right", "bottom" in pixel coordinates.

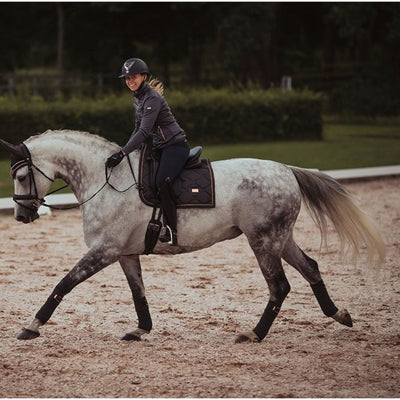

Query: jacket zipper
[{"left": 158, "top": 125, "right": 166, "bottom": 141}]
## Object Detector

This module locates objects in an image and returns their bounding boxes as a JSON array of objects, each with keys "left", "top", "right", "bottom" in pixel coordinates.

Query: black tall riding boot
[{"left": 158, "top": 177, "right": 178, "bottom": 245}]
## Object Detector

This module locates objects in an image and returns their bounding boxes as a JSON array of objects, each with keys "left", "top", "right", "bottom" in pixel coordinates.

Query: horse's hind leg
[
  {"left": 282, "top": 236, "right": 353, "bottom": 327},
  {"left": 236, "top": 250, "right": 291, "bottom": 343},
  {"left": 119, "top": 255, "right": 152, "bottom": 341}
]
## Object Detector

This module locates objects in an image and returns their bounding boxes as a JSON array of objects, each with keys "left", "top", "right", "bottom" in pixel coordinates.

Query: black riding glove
[{"left": 106, "top": 151, "right": 125, "bottom": 168}]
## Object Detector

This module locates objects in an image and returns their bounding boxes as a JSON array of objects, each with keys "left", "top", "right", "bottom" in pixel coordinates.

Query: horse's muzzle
[
  {"left": 15, "top": 206, "right": 40, "bottom": 224},
  {"left": 15, "top": 213, "right": 40, "bottom": 224}
]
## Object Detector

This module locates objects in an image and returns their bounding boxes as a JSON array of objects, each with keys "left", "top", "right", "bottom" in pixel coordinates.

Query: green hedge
[
  {"left": 0, "top": 95, "right": 134, "bottom": 146},
  {"left": 0, "top": 88, "right": 323, "bottom": 148},
  {"left": 170, "top": 89, "right": 323, "bottom": 144},
  {"left": 328, "top": 77, "right": 400, "bottom": 116}
]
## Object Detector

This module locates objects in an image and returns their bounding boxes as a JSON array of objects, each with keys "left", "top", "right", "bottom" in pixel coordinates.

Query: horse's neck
[
  {"left": 28, "top": 131, "right": 120, "bottom": 201},
  {"left": 54, "top": 144, "right": 104, "bottom": 199}
]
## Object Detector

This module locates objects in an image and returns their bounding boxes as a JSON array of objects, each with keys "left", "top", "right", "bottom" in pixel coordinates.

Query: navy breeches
[{"left": 156, "top": 140, "right": 190, "bottom": 189}]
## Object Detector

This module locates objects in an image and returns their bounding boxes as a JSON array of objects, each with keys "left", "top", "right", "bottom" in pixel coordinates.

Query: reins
[
  {"left": 42, "top": 169, "right": 109, "bottom": 211},
  {"left": 12, "top": 143, "right": 139, "bottom": 211},
  {"left": 104, "top": 155, "right": 138, "bottom": 194}
]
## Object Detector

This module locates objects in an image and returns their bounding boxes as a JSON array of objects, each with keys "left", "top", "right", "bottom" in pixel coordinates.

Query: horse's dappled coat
[{"left": 0, "top": 130, "right": 385, "bottom": 342}]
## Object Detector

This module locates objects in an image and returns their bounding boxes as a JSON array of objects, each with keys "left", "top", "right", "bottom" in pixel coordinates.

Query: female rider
[{"left": 106, "top": 58, "right": 190, "bottom": 245}]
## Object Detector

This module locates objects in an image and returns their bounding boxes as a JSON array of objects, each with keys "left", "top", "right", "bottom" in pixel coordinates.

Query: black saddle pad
[{"left": 138, "top": 144, "right": 216, "bottom": 208}]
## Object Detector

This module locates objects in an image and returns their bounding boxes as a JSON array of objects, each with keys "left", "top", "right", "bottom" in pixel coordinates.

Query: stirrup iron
[{"left": 159, "top": 225, "right": 177, "bottom": 246}]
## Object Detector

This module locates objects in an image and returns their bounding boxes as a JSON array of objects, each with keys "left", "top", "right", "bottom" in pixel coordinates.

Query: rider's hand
[{"left": 105, "top": 151, "right": 125, "bottom": 168}]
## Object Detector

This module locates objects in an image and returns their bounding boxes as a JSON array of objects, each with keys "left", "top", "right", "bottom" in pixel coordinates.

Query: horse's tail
[{"left": 290, "top": 166, "right": 385, "bottom": 267}]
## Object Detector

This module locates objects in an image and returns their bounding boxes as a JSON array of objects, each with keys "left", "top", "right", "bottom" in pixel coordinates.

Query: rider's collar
[{"left": 133, "top": 81, "right": 149, "bottom": 98}]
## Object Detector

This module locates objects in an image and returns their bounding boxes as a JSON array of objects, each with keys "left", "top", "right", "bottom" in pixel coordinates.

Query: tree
[
  {"left": 56, "top": 3, "right": 64, "bottom": 76},
  {"left": 217, "top": 3, "right": 277, "bottom": 86}
]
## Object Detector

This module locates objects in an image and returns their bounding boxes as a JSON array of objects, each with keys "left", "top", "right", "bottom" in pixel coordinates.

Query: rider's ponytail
[{"left": 149, "top": 77, "right": 164, "bottom": 96}]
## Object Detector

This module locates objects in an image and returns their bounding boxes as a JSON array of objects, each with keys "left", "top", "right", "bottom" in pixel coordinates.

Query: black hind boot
[{"left": 158, "top": 178, "right": 178, "bottom": 245}]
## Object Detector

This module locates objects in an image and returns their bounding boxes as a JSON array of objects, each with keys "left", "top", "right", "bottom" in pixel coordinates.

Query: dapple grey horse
[{"left": 0, "top": 130, "right": 385, "bottom": 343}]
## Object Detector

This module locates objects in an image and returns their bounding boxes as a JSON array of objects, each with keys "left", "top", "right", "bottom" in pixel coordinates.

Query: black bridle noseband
[
  {"left": 11, "top": 143, "right": 138, "bottom": 212},
  {"left": 11, "top": 143, "right": 55, "bottom": 210}
]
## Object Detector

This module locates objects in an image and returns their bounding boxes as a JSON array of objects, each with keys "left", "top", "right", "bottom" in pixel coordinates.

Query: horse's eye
[{"left": 17, "top": 175, "right": 27, "bottom": 183}]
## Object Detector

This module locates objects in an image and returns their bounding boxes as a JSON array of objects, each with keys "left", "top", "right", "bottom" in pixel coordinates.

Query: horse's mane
[{"left": 25, "top": 129, "right": 119, "bottom": 150}]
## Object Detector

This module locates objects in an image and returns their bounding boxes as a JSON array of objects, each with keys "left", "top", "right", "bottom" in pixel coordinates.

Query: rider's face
[{"left": 125, "top": 74, "right": 146, "bottom": 91}]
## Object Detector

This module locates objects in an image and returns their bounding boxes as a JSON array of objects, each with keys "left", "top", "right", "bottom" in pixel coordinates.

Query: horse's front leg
[
  {"left": 18, "top": 247, "right": 119, "bottom": 340},
  {"left": 119, "top": 254, "right": 152, "bottom": 341}
]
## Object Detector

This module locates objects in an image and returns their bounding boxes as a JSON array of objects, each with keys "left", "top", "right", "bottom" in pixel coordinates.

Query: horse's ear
[{"left": 0, "top": 139, "right": 24, "bottom": 159}]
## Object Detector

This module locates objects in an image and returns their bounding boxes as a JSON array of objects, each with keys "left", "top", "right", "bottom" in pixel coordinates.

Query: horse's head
[{"left": 0, "top": 139, "right": 55, "bottom": 223}]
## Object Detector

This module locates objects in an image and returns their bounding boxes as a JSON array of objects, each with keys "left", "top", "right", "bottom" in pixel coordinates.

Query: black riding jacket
[{"left": 122, "top": 82, "right": 186, "bottom": 154}]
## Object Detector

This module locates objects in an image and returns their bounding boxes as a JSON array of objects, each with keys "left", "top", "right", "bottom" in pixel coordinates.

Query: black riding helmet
[{"left": 119, "top": 58, "right": 150, "bottom": 78}]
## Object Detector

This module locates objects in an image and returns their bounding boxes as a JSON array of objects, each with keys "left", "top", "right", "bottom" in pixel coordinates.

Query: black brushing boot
[{"left": 158, "top": 177, "right": 178, "bottom": 245}]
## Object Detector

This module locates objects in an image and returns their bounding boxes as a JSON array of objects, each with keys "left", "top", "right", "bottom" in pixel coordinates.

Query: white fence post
[{"left": 281, "top": 75, "right": 292, "bottom": 91}]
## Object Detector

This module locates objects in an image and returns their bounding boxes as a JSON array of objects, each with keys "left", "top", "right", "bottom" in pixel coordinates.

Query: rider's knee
[{"left": 157, "top": 176, "right": 172, "bottom": 192}]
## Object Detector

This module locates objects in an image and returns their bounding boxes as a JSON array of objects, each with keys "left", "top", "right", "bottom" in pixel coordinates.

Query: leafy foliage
[{"left": 0, "top": 89, "right": 323, "bottom": 146}]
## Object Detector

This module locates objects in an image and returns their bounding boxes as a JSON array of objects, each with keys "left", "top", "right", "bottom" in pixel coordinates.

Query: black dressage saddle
[{"left": 138, "top": 143, "right": 216, "bottom": 209}]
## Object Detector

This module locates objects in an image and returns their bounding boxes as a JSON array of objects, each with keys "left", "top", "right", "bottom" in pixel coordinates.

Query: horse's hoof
[
  {"left": 17, "top": 328, "right": 40, "bottom": 340},
  {"left": 332, "top": 309, "right": 353, "bottom": 327},
  {"left": 235, "top": 330, "right": 261, "bottom": 343},
  {"left": 121, "top": 333, "right": 142, "bottom": 341},
  {"left": 121, "top": 328, "right": 150, "bottom": 342}
]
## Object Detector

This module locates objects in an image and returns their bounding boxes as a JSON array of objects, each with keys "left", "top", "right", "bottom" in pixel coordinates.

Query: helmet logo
[{"left": 124, "top": 60, "right": 135, "bottom": 74}]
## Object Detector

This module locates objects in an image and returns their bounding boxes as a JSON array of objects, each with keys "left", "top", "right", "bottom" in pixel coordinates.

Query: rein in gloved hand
[{"left": 105, "top": 150, "right": 126, "bottom": 168}]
